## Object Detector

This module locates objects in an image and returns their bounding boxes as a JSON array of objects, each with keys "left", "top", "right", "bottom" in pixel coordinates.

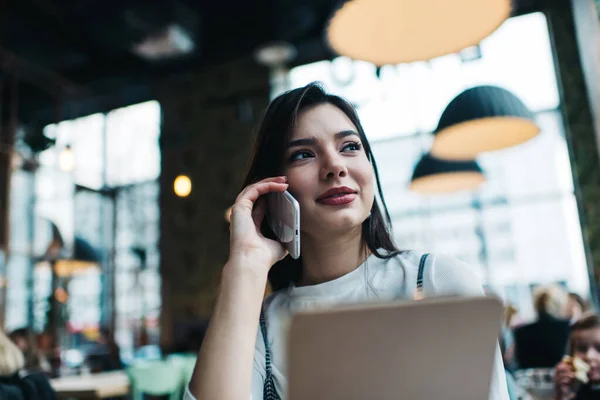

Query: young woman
[
  {"left": 185, "top": 82, "right": 509, "bottom": 400},
  {"left": 554, "top": 313, "right": 600, "bottom": 400}
]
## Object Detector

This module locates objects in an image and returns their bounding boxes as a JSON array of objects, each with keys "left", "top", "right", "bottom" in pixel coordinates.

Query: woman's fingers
[
  {"left": 252, "top": 196, "right": 267, "bottom": 228},
  {"left": 227, "top": 176, "right": 292, "bottom": 267},
  {"left": 233, "top": 180, "right": 288, "bottom": 217},
  {"left": 236, "top": 176, "right": 287, "bottom": 199},
  {"left": 270, "top": 242, "right": 289, "bottom": 262},
  {"left": 236, "top": 177, "right": 287, "bottom": 201}
]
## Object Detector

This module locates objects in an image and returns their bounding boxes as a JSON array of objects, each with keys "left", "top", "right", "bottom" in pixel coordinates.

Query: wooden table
[{"left": 50, "top": 371, "right": 130, "bottom": 399}]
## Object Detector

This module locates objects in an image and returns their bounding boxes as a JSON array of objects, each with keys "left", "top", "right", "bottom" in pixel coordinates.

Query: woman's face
[
  {"left": 573, "top": 327, "right": 600, "bottom": 381},
  {"left": 282, "top": 103, "right": 374, "bottom": 238}
]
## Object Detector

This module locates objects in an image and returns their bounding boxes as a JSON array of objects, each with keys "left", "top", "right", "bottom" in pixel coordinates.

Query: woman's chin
[
  {"left": 312, "top": 215, "right": 365, "bottom": 234},
  {"left": 589, "top": 369, "right": 600, "bottom": 382}
]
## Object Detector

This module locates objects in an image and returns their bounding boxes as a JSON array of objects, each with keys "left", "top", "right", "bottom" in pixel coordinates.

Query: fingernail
[{"left": 283, "top": 176, "right": 288, "bottom": 182}]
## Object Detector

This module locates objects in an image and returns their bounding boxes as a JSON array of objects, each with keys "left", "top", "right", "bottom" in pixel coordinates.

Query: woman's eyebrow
[
  {"left": 286, "top": 130, "right": 359, "bottom": 149},
  {"left": 286, "top": 137, "right": 317, "bottom": 149},
  {"left": 335, "top": 130, "right": 359, "bottom": 140}
]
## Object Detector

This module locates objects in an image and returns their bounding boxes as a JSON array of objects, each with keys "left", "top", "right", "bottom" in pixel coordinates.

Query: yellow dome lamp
[
  {"left": 58, "top": 145, "right": 75, "bottom": 172},
  {"left": 409, "top": 153, "right": 485, "bottom": 194},
  {"left": 326, "top": 0, "right": 512, "bottom": 65},
  {"left": 173, "top": 174, "right": 192, "bottom": 198},
  {"left": 431, "top": 86, "right": 540, "bottom": 160}
]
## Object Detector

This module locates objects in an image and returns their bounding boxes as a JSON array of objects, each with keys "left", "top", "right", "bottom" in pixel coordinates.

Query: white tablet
[{"left": 287, "top": 296, "right": 503, "bottom": 400}]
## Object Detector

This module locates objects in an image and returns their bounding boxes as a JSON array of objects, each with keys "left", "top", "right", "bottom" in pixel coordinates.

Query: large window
[
  {"left": 5, "top": 101, "right": 162, "bottom": 352},
  {"left": 274, "top": 12, "right": 589, "bottom": 320}
]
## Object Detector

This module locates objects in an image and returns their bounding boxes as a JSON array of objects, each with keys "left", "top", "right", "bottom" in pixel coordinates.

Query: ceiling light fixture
[
  {"left": 58, "top": 145, "right": 74, "bottom": 172},
  {"left": 253, "top": 41, "right": 297, "bottom": 67},
  {"left": 410, "top": 153, "right": 485, "bottom": 194},
  {"left": 174, "top": 175, "right": 192, "bottom": 197},
  {"left": 132, "top": 24, "right": 195, "bottom": 60},
  {"left": 431, "top": 85, "right": 540, "bottom": 160},
  {"left": 327, "top": 0, "right": 511, "bottom": 65}
]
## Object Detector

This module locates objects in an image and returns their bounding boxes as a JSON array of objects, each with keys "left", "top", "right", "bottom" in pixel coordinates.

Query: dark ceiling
[{"left": 1, "top": 0, "right": 542, "bottom": 125}]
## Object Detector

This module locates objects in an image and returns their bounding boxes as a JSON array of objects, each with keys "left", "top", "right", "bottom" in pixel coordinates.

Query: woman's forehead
[
  {"left": 574, "top": 327, "right": 600, "bottom": 341},
  {"left": 291, "top": 103, "right": 356, "bottom": 139}
]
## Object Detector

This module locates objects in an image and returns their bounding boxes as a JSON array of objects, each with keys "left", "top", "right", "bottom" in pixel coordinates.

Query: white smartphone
[{"left": 266, "top": 190, "right": 301, "bottom": 259}]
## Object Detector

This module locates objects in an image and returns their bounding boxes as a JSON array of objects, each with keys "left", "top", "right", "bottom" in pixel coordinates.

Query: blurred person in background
[
  {"left": 553, "top": 313, "right": 600, "bottom": 399},
  {"left": 9, "top": 328, "right": 51, "bottom": 374},
  {"left": 86, "top": 327, "right": 123, "bottom": 373},
  {"left": 502, "top": 304, "right": 519, "bottom": 371},
  {"left": 567, "top": 293, "right": 589, "bottom": 324},
  {"left": 37, "top": 331, "right": 61, "bottom": 378},
  {"left": 501, "top": 305, "right": 532, "bottom": 399},
  {"left": 513, "top": 284, "right": 571, "bottom": 369},
  {"left": 0, "top": 330, "right": 56, "bottom": 399}
]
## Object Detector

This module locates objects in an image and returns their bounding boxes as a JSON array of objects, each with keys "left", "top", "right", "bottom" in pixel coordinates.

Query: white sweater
[{"left": 185, "top": 251, "right": 509, "bottom": 400}]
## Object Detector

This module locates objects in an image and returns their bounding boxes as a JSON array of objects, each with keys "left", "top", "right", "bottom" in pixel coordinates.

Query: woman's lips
[{"left": 317, "top": 193, "right": 357, "bottom": 205}]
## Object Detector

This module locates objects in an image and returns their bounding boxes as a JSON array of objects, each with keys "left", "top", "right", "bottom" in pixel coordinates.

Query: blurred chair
[
  {"left": 133, "top": 345, "right": 162, "bottom": 361},
  {"left": 167, "top": 353, "right": 197, "bottom": 391},
  {"left": 127, "top": 360, "right": 183, "bottom": 400}
]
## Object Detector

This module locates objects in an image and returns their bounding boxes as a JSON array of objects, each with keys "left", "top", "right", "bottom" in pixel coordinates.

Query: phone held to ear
[{"left": 266, "top": 190, "right": 300, "bottom": 259}]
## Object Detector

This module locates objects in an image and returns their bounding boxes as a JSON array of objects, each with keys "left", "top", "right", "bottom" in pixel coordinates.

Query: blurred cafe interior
[{"left": 2, "top": 0, "right": 600, "bottom": 398}]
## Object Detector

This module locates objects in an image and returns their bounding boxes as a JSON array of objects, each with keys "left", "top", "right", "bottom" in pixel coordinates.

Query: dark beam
[
  {"left": 544, "top": 0, "right": 600, "bottom": 303},
  {"left": 11, "top": 0, "right": 143, "bottom": 70}
]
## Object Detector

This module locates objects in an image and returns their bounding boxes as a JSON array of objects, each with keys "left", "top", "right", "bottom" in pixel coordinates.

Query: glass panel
[
  {"left": 105, "top": 101, "right": 161, "bottom": 187},
  {"left": 477, "top": 110, "right": 574, "bottom": 201},
  {"left": 6, "top": 169, "right": 34, "bottom": 331},
  {"left": 44, "top": 113, "right": 106, "bottom": 190},
  {"left": 5, "top": 254, "right": 30, "bottom": 331},
  {"left": 114, "top": 180, "right": 161, "bottom": 351}
]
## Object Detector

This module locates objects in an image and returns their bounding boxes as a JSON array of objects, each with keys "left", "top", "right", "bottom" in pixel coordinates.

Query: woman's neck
[{"left": 297, "top": 226, "right": 370, "bottom": 287}]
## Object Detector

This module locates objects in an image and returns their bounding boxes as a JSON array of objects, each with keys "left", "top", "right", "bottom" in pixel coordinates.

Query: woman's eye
[
  {"left": 576, "top": 345, "right": 588, "bottom": 354},
  {"left": 342, "top": 141, "right": 362, "bottom": 152},
  {"left": 289, "top": 151, "right": 313, "bottom": 162}
]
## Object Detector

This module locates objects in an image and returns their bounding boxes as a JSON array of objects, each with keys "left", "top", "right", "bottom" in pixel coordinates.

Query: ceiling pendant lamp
[
  {"left": 409, "top": 153, "right": 485, "bottom": 194},
  {"left": 326, "top": 0, "right": 511, "bottom": 65},
  {"left": 431, "top": 85, "right": 540, "bottom": 160}
]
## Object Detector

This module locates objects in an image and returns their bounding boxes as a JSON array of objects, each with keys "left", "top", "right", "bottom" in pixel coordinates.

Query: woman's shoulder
[
  {"left": 384, "top": 250, "right": 484, "bottom": 296},
  {"left": 424, "top": 253, "right": 485, "bottom": 296}
]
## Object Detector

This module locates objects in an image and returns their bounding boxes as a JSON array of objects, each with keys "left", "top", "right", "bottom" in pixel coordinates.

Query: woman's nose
[
  {"left": 320, "top": 153, "right": 347, "bottom": 180},
  {"left": 585, "top": 347, "right": 599, "bottom": 362}
]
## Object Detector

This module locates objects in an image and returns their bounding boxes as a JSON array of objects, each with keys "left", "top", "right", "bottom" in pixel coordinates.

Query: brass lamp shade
[
  {"left": 54, "top": 237, "right": 101, "bottom": 277},
  {"left": 410, "top": 153, "right": 485, "bottom": 194},
  {"left": 326, "top": 0, "right": 511, "bottom": 65},
  {"left": 431, "top": 85, "right": 540, "bottom": 160}
]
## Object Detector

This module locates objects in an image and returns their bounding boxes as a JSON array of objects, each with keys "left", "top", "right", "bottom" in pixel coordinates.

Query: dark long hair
[{"left": 242, "top": 82, "right": 400, "bottom": 291}]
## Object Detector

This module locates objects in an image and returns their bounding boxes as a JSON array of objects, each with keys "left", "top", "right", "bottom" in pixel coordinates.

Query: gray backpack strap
[
  {"left": 414, "top": 253, "right": 429, "bottom": 300},
  {"left": 260, "top": 309, "right": 281, "bottom": 400}
]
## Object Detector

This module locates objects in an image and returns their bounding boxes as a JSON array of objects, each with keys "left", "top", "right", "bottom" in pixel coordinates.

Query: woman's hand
[
  {"left": 190, "top": 176, "right": 290, "bottom": 400},
  {"left": 228, "top": 176, "right": 289, "bottom": 271},
  {"left": 554, "top": 360, "right": 575, "bottom": 400}
]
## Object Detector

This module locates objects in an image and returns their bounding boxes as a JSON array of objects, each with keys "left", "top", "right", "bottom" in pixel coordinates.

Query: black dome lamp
[
  {"left": 431, "top": 85, "right": 540, "bottom": 160},
  {"left": 410, "top": 153, "right": 485, "bottom": 194}
]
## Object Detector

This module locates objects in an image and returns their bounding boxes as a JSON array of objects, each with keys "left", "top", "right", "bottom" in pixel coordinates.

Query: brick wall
[{"left": 156, "top": 57, "right": 270, "bottom": 348}]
